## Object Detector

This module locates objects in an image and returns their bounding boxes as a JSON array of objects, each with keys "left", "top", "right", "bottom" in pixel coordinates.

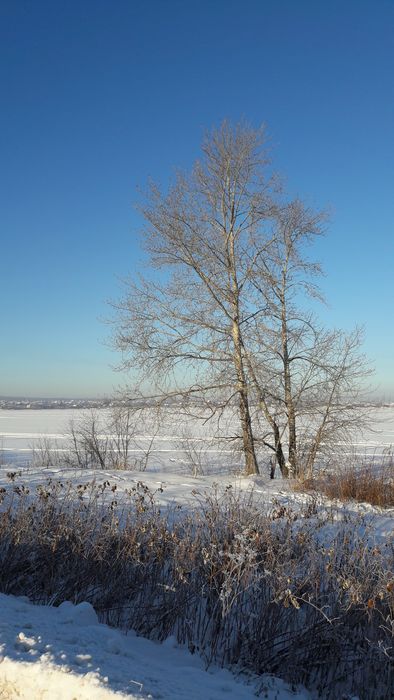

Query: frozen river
[{"left": 0, "top": 406, "right": 393, "bottom": 469}]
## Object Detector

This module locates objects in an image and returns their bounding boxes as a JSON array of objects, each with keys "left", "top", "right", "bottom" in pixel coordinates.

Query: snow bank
[{"left": 0, "top": 594, "right": 311, "bottom": 699}]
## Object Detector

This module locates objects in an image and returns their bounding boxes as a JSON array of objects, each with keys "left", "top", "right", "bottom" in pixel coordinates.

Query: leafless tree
[
  {"left": 246, "top": 200, "right": 372, "bottom": 477},
  {"left": 31, "top": 436, "right": 62, "bottom": 468},
  {"left": 67, "top": 410, "right": 109, "bottom": 469},
  {"left": 112, "top": 121, "right": 372, "bottom": 478},
  {"left": 112, "top": 122, "right": 281, "bottom": 475},
  {"left": 65, "top": 406, "right": 159, "bottom": 471}
]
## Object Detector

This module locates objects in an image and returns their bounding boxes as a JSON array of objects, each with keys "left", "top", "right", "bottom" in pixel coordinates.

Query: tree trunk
[
  {"left": 239, "top": 383, "right": 259, "bottom": 475},
  {"left": 281, "top": 287, "right": 297, "bottom": 477},
  {"left": 232, "top": 320, "right": 259, "bottom": 475},
  {"left": 227, "top": 205, "right": 259, "bottom": 476},
  {"left": 273, "top": 423, "right": 289, "bottom": 478}
]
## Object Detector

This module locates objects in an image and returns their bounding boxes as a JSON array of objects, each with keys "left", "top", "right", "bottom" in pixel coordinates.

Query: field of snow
[
  {"left": 0, "top": 405, "right": 393, "bottom": 538},
  {"left": 0, "top": 406, "right": 393, "bottom": 699},
  {"left": 0, "top": 407, "right": 241, "bottom": 472},
  {"left": 1, "top": 405, "right": 394, "bottom": 468}
]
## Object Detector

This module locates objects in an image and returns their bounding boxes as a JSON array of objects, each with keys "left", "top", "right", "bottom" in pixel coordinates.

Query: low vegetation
[
  {"left": 295, "top": 454, "right": 394, "bottom": 508},
  {"left": 0, "top": 477, "right": 392, "bottom": 699},
  {"left": 31, "top": 407, "right": 158, "bottom": 472}
]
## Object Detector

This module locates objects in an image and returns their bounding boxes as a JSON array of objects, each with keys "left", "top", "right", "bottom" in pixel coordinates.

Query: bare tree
[
  {"left": 113, "top": 122, "right": 280, "bottom": 475},
  {"left": 245, "top": 200, "right": 372, "bottom": 477},
  {"left": 65, "top": 406, "right": 159, "bottom": 471},
  {"left": 112, "top": 121, "right": 372, "bottom": 478},
  {"left": 67, "top": 410, "right": 109, "bottom": 469}
]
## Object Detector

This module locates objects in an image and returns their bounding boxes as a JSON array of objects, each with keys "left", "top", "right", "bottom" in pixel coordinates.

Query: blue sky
[{"left": 1, "top": 0, "right": 393, "bottom": 399}]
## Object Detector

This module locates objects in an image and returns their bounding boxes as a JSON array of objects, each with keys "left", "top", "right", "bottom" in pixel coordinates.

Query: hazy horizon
[{"left": 2, "top": 391, "right": 394, "bottom": 404}]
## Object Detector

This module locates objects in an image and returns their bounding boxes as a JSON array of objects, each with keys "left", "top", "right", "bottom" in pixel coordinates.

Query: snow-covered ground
[
  {"left": 0, "top": 593, "right": 311, "bottom": 699},
  {"left": 1, "top": 405, "right": 394, "bottom": 468},
  {"left": 0, "top": 406, "right": 393, "bottom": 699},
  {"left": 0, "top": 463, "right": 393, "bottom": 546},
  {"left": 0, "top": 407, "right": 242, "bottom": 473}
]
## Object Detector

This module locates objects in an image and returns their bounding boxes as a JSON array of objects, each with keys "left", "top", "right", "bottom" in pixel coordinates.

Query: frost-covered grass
[
  {"left": 0, "top": 407, "right": 394, "bottom": 698},
  {"left": 0, "top": 477, "right": 393, "bottom": 698}
]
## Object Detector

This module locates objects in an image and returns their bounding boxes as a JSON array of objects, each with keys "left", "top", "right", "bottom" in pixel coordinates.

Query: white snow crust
[{"left": 0, "top": 593, "right": 310, "bottom": 699}]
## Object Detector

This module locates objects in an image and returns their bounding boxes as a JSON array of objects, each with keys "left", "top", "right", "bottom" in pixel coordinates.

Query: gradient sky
[{"left": 1, "top": 0, "right": 393, "bottom": 399}]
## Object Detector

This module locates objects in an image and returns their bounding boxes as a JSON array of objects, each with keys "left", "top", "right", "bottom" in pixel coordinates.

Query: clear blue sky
[{"left": 1, "top": 0, "right": 393, "bottom": 399}]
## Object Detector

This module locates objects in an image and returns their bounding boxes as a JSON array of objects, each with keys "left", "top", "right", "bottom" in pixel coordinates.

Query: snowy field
[
  {"left": 1, "top": 405, "right": 394, "bottom": 468},
  {"left": 0, "top": 406, "right": 393, "bottom": 699},
  {"left": 0, "top": 407, "right": 241, "bottom": 472}
]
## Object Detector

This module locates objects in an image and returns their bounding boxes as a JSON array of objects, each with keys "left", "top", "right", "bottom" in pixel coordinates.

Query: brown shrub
[{"left": 296, "top": 457, "right": 394, "bottom": 508}]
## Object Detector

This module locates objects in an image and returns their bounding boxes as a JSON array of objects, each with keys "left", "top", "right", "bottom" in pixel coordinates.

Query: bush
[
  {"left": 29, "top": 407, "right": 158, "bottom": 471},
  {"left": 296, "top": 455, "right": 394, "bottom": 508}
]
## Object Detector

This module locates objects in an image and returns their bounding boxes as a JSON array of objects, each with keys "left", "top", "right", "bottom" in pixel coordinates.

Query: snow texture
[{"left": 0, "top": 594, "right": 311, "bottom": 699}]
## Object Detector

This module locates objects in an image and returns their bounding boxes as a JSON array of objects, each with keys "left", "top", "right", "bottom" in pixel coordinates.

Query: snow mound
[
  {"left": 0, "top": 593, "right": 311, "bottom": 699},
  {"left": 58, "top": 600, "right": 99, "bottom": 626}
]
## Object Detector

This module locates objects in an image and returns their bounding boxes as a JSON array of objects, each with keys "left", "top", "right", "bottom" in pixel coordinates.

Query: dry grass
[
  {"left": 295, "top": 456, "right": 394, "bottom": 508},
  {"left": 0, "top": 478, "right": 393, "bottom": 698}
]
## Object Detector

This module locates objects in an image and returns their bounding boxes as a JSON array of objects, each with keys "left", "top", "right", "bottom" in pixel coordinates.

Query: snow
[
  {"left": 0, "top": 593, "right": 311, "bottom": 699},
  {"left": 0, "top": 462, "right": 393, "bottom": 545},
  {"left": 0, "top": 407, "right": 393, "bottom": 698},
  {"left": 1, "top": 405, "right": 393, "bottom": 467}
]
